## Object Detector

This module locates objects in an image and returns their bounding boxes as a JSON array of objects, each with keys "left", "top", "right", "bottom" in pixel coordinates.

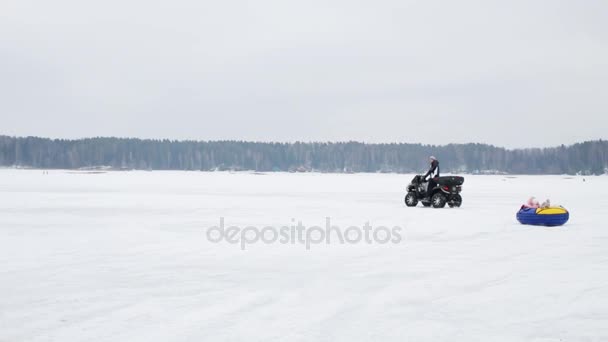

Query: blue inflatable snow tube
[{"left": 516, "top": 207, "right": 569, "bottom": 227}]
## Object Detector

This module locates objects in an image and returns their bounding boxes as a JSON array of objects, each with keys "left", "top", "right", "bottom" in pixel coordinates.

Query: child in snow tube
[{"left": 517, "top": 197, "right": 569, "bottom": 226}]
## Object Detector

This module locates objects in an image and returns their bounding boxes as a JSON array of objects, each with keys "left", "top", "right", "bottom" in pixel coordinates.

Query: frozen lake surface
[{"left": 1, "top": 170, "right": 607, "bottom": 341}]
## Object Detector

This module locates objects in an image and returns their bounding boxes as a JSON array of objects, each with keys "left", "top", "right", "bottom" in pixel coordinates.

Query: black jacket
[{"left": 424, "top": 160, "right": 440, "bottom": 179}]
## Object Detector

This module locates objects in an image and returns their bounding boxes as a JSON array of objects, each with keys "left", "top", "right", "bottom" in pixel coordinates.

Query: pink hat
[{"left": 527, "top": 197, "right": 539, "bottom": 208}]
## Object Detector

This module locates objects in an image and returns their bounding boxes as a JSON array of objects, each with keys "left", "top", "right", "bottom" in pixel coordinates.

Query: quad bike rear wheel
[
  {"left": 431, "top": 193, "right": 447, "bottom": 208},
  {"left": 448, "top": 194, "right": 462, "bottom": 208}
]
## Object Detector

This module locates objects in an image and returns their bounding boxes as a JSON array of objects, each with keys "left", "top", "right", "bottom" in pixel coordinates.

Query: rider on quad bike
[
  {"left": 404, "top": 156, "right": 464, "bottom": 208},
  {"left": 422, "top": 156, "right": 440, "bottom": 200}
]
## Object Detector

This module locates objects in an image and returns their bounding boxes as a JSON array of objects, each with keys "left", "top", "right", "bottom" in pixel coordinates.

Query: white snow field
[{"left": 1, "top": 170, "right": 607, "bottom": 342}]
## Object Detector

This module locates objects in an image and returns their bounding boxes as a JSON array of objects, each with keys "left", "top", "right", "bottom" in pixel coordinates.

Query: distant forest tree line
[{"left": 0, "top": 136, "right": 606, "bottom": 175}]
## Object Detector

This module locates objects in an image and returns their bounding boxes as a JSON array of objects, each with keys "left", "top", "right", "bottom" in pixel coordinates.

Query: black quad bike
[{"left": 404, "top": 175, "right": 464, "bottom": 208}]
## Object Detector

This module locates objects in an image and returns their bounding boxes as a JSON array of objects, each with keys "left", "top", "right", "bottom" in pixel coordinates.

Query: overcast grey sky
[{"left": 1, "top": 0, "right": 606, "bottom": 148}]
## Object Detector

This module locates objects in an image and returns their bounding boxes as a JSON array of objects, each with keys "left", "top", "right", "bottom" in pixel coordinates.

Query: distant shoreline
[
  {"left": 1, "top": 135, "right": 606, "bottom": 175},
  {"left": 0, "top": 166, "right": 600, "bottom": 177}
]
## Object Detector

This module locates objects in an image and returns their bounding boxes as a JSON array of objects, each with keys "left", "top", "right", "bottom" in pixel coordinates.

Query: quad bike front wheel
[
  {"left": 405, "top": 192, "right": 418, "bottom": 207},
  {"left": 431, "top": 193, "right": 447, "bottom": 208},
  {"left": 448, "top": 194, "right": 462, "bottom": 208}
]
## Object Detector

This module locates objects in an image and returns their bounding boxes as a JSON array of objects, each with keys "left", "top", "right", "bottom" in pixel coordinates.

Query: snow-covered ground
[{"left": 1, "top": 170, "right": 607, "bottom": 341}]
